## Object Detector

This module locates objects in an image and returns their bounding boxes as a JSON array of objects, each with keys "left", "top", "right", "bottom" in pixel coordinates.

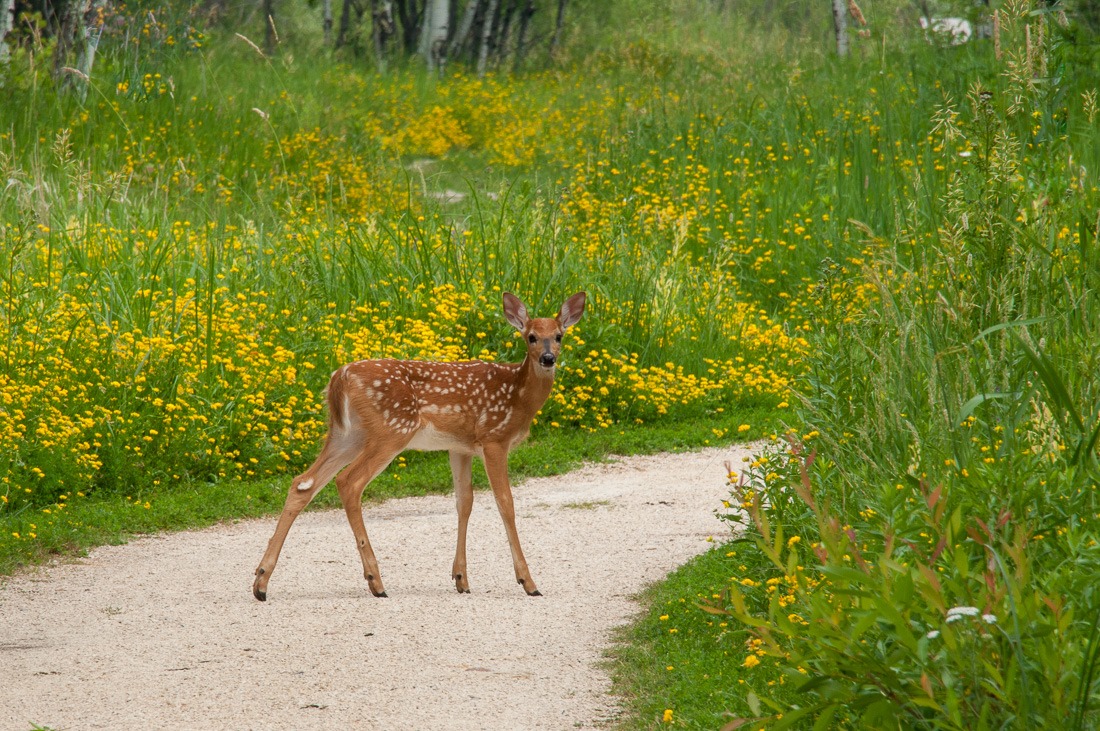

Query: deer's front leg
[
  {"left": 450, "top": 451, "right": 474, "bottom": 594},
  {"left": 482, "top": 443, "right": 540, "bottom": 596}
]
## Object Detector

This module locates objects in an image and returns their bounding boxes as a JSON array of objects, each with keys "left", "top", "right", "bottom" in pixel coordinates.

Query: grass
[
  {"left": 0, "top": 408, "right": 781, "bottom": 575},
  {"left": 609, "top": 541, "right": 754, "bottom": 730}
]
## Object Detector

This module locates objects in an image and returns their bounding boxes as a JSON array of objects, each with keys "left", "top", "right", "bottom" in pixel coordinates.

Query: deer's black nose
[{"left": 540, "top": 353, "right": 556, "bottom": 367}]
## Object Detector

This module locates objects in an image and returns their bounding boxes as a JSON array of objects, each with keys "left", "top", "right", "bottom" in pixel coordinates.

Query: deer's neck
[{"left": 512, "top": 355, "right": 556, "bottom": 415}]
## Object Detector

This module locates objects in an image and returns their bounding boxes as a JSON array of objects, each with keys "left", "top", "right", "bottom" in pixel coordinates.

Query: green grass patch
[{"left": 609, "top": 541, "right": 768, "bottom": 730}]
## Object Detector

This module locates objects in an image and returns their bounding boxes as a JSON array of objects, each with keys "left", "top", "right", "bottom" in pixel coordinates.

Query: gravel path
[{"left": 0, "top": 445, "right": 755, "bottom": 731}]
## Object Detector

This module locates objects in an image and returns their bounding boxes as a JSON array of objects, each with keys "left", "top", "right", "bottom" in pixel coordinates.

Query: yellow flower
[
  {"left": 742, "top": 655, "right": 761, "bottom": 668},
  {"left": 662, "top": 709, "right": 674, "bottom": 723}
]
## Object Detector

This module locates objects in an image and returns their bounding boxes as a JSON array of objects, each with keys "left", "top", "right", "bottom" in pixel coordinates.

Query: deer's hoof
[{"left": 253, "top": 586, "right": 267, "bottom": 602}]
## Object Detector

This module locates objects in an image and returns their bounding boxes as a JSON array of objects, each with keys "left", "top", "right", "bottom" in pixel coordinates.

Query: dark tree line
[
  {"left": 0, "top": 0, "right": 571, "bottom": 89},
  {"left": 324, "top": 0, "right": 570, "bottom": 73}
]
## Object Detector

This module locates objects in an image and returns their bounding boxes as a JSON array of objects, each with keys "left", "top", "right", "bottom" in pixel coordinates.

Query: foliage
[
  {"left": 708, "top": 439, "right": 1100, "bottom": 729},
  {"left": 604, "top": 2, "right": 1100, "bottom": 730}
]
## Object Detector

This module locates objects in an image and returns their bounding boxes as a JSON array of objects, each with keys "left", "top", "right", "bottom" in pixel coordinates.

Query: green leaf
[
  {"left": 1009, "top": 330, "right": 1083, "bottom": 430},
  {"left": 974, "top": 317, "right": 1049, "bottom": 341},
  {"left": 956, "top": 392, "right": 1015, "bottom": 425},
  {"left": 770, "top": 704, "right": 817, "bottom": 730},
  {"left": 908, "top": 695, "right": 942, "bottom": 711},
  {"left": 851, "top": 610, "right": 880, "bottom": 642},
  {"left": 860, "top": 698, "right": 900, "bottom": 725},
  {"left": 811, "top": 703, "right": 838, "bottom": 731},
  {"left": 746, "top": 690, "right": 761, "bottom": 717},
  {"left": 953, "top": 544, "right": 969, "bottom": 580},
  {"left": 820, "top": 565, "right": 870, "bottom": 585},
  {"left": 795, "top": 675, "right": 836, "bottom": 694}
]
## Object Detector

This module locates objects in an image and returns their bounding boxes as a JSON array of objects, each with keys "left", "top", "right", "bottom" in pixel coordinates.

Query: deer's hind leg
[
  {"left": 252, "top": 436, "right": 357, "bottom": 601},
  {"left": 335, "top": 437, "right": 408, "bottom": 598}
]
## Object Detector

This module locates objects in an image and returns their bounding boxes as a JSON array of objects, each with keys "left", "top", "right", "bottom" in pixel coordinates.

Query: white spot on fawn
[{"left": 297, "top": 477, "right": 314, "bottom": 492}]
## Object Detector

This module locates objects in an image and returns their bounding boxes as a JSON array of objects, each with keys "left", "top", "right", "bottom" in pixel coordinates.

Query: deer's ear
[
  {"left": 558, "top": 292, "right": 587, "bottom": 329},
  {"left": 502, "top": 292, "right": 529, "bottom": 331}
]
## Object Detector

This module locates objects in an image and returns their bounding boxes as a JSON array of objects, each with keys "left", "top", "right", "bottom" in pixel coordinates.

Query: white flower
[
  {"left": 982, "top": 614, "right": 997, "bottom": 624},
  {"left": 926, "top": 630, "right": 941, "bottom": 639},
  {"left": 958, "top": 150, "right": 972, "bottom": 158},
  {"left": 946, "top": 606, "right": 980, "bottom": 623}
]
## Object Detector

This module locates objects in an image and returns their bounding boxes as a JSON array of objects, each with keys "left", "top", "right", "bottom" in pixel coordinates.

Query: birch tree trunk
[
  {"left": 322, "top": 0, "right": 333, "bottom": 45},
  {"left": 371, "top": 0, "right": 394, "bottom": 69},
  {"left": 0, "top": 0, "right": 15, "bottom": 74},
  {"left": 449, "top": 0, "right": 479, "bottom": 60},
  {"left": 476, "top": 0, "right": 497, "bottom": 76},
  {"left": 75, "top": 0, "right": 107, "bottom": 101},
  {"left": 831, "top": 0, "right": 848, "bottom": 56},
  {"left": 53, "top": 0, "right": 91, "bottom": 81},
  {"left": 419, "top": 0, "right": 448, "bottom": 71}
]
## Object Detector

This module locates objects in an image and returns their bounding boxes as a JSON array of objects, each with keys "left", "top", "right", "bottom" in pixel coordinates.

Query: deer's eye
[
  {"left": 555, "top": 333, "right": 562, "bottom": 342},
  {"left": 528, "top": 334, "right": 537, "bottom": 344}
]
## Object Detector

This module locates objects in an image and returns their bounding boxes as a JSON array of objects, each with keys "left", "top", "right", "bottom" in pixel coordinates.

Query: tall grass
[{"left": 609, "top": 2, "right": 1100, "bottom": 729}]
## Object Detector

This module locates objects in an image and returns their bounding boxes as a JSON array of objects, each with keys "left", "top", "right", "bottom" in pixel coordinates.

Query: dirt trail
[{"left": 0, "top": 445, "right": 755, "bottom": 731}]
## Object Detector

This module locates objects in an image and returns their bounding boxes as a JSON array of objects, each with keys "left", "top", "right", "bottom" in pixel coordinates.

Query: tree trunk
[
  {"left": 264, "top": 0, "right": 277, "bottom": 54},
  {"left": 548, "top": 0, "right": 567, "bottom": 59},
  {"left": 322, "top": 0, "right": 333, "bottom": 44},
  {"left": 75, "top": 0, "right": 107, "bottom": 100},
  {"left": 392, "top": 0, "right": 420, "bottom": 54},
  {"left": 336, "top": 0, "right": 353, "bottom": 47},
  {"left": 831, "top": 0, "right": 848, "bottom": 57},
  {"left": 372, "top": 0, "right": 394, "bottom": 68},
  {"left": 419, "top": 0, "right": 448, "bottom": 71},
  {"left": 476, "top": 0, "right": 497, "bottom": 76},
  {"left": 448, "top": 0, "right": 479, "bottom": 60},
  {"left": 53, "top": 0, "right": 91, "bottom": 81},
  {"left": 512, "top": 0, "right": 534, "bottom": 71},
  {"left": 495, "top": 0, "right": 516, "bottom": 62},
  {"left": 0, "top": 0, "right": 15, "bottom": 72}
]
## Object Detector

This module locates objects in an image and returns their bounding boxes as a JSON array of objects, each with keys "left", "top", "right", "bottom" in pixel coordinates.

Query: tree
[
  {"left": 0, "top": 0, "right": 14, "bottom": 74},
  {"left": 418, "top": 0, "right": 447, "bottom": 70},
  {"left": 52, "top": 0, "right": 109, "bottom": 98},
  {"left": 335, "top": 0, "right": 568, "bottom": 74},
  {"left": 832, "top": 0, "right": 848, "bottom": 56}
]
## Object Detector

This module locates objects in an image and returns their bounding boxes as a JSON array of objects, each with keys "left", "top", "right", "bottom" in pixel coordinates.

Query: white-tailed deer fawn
[{"left": 252, "top": 291, "right": 587, "bottom": 601}]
